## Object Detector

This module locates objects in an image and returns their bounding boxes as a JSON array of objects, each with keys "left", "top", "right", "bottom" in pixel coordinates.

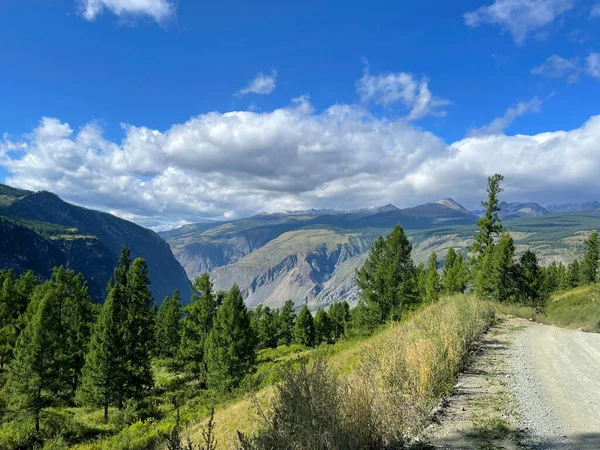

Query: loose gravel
[{"left": 507, "top": 326, "right": 569, "bottom": 449}]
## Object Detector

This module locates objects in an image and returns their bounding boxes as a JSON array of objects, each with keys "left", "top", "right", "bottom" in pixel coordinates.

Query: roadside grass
[
  {"left": 491, "top": 284, "right": 600, "bottom": 333},
  {"left": 198, "top": 295, "right": 494, "bottom": 449}
]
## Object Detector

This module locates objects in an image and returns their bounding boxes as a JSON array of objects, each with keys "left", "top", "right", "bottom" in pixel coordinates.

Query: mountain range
[
  {"left": 0, "top": 184, "right": 190, "bottom": 303},
  {"left": 161, "top": 197, "right": 600, "bottom": 310},
  {"left": 2, "top": 180, "right": 600, "bottom": 310}
]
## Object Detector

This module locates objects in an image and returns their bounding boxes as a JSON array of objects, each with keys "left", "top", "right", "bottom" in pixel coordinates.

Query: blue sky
[{"left": 1, "top": 0, "right": 600, "bottom": 228}]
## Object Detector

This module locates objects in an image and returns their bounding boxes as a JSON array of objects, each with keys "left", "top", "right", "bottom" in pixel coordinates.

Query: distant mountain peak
[
  {"left": 433, "top": 198, "right": 470, "bottom": 213},
  {"left": 257, "top": 208, "right": 337, "bottom": 216},
  {"left": 354, "top": 204, "right": 399, "bottom": 214}
]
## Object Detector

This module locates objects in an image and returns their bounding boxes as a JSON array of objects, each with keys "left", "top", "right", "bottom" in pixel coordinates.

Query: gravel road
[{"left": 509, "top": 322, "right": 600, "bottom": 449}]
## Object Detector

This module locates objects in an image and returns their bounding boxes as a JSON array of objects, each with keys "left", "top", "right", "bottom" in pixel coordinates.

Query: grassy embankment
[
  {"left": 494, "top": 284, "right": 600, "bottom": 332},
  {"left": 186, "top": 295, "right": 494, "bottom": 449}
]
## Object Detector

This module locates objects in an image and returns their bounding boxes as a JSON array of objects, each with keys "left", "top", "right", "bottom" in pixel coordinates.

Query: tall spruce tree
[
  {"left": 277, "top": 300, "right": 296, "bottom": 346},
  {"left": 50, "top": 267, "right": 95, "bottom": 401},
  {"left": 205, "top": 284, "right": 255, "bottom": 391},
  {"left": 313, "top": 308, "right": 331, "bottom": 345},
  {"left": 8, "top": 295, "right": 60, "bottom": 432},
  {"left": 77, "top": 285, "right": 127, "bottom": 421},
  {"left": 178, "top": 274, "right": 217, "bottom": 381},
  {"left": 424, "top": 252, "right": 441, "bottom": 303},
  {"left": 123, "top": 258, "right": 154, "bottom": 400},
  {"left": 581, "top": 231, "right": 600, "bottom": 284},
  {"left": 471, "top": 174, "right": 504, "bottom": 257},
  {"left": 155, "top": 290, "right": 182, "bottom": 359},
  {"left": 328, "top": 301, "right": 350, "bottom": 341},
  {"left": 293, "top": 305, "right": 315, "bottom": 347}
]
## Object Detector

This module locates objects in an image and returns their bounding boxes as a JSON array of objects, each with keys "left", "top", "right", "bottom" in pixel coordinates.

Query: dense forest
[{"left": 0, "top": 174, "right": 598, "bottom": 449}]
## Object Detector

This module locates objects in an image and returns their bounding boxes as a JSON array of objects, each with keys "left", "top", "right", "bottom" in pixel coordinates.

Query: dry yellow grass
[{"left": 186, "top": 295, "right": 493, "bottom": 449}]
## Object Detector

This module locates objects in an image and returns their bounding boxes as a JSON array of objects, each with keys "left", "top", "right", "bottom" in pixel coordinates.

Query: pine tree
[
  {"left": 355, "top": 236, "right": 386, "bottom": 318},
  {"left": 277, "top": 300, "right": 296, "bottom": 346},
  {"left": 51, "top": 267, "right": 95, "bottom": 401},
  {"left": 8, "top": 295, "right": 61, "bottom": 432},
  {"left": 581, "top": 231, "right": 600, "bottom": 284},
  {"left": 442, "top": 248, "right": 468, "bottom": 294},
  {"left": 474, "top": 247, "right": 495, "bottom": 300},
  {"left": 490, "top": 233, "right": 517, "bottom": 301},
  {"left": 178, "top": 274, "right": 217, "bottom": 381},
  {"left": 250, "top": 305, "right": 278, "bottom": 350},
  {"left": 293, "top": 305, "right": 315, "bottom": 347},
  {"left": 205, "top": 284, "right": 255, "bottom": 391},
  {"left": 471, "top": 174, "right": 504, "bottom": 256},
  {"left": 424, "top": 252, "right": 441, "bottom": 303},
  {"left": 122, "top": 258, "right": 155, "bottom": 400},
  {"left": 328, "top": 301, "right": 350, "bottom": 341},
  {"left": 356, "top": 225, "right": 417, "bottom": 323},
  {"left": 155, "top": 290, "right": 183, "bottom": 359},
  {"left": 517, "top": 250, "right": 546, "bottom": 311},
  {"left": 566, "top": 260, "right": 581, "bottom": 288},
  {"left": 0, "top": 270, "right": 18, "bottom": 369},
  {"left": 114, "top": 246, "right": 131, "bottom": 287},
  {"left": 77, "top": 286, "right": 127, "bottom": 421},
  {"left": 313, "top": 308, "right": 331, "bottom": 344},
  {"left": 415, "top": 261, "right": 426, "bottom": 301}
]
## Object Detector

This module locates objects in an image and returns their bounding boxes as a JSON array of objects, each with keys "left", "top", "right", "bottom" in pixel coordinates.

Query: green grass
[{"left": 491, "top": 285, "right": 600, "bottom": 333}]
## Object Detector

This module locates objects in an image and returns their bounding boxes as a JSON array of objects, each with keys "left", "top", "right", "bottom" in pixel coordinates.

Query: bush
[{"left": 240, "top": 296, "right": 493, "bottom": 449}]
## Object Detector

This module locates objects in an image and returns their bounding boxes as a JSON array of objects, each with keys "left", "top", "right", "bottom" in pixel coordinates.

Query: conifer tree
[
  {"left": 205, "top": 284, "right": 255, "bottom": 391},
  {"left": 155, "top": 290, "right": 182, "bottom": 359},
  {"left": 8, "top": 296, "right": 61, "bottom": 432},
  {"left": 0, "top": 270, "right": 18, "bottom": 369},
  {"left": 51, "top": 267, "right": 95, "bottom": 400},
  {"left": 415, "top": 261, "right": 426, "bottom": 301},
  {"left": 566, "top": 260, "right": 581, "bottom": 288},
  {"left": 313, "top": 308, "right": 331, "bottom": 344},
  {"left": 277, "top": 300, "right": 296, "bottom": 346},
  {"left": 123, "top": 257, "right": 154, "bottom": 400},
  {"left": 517, "top": 250, "right": 546, "bottom": 311},
  {"left": 77, "top": 286, "right": 127, "bottom": 421},
  {"left": 471, "top": 174, "right": 504, "bottom": 257},
  {"left": 349, "top": 300, "right": 381, "bottom": 337},
  {"left": 328, "top": 301, "right": 350, "bottom": 341},
  {"left": 178, "top": 274, "right": 217, "bottom": 381},
  {"left": 581, "top": 231, "right": 600, "bottom": 284},
  {"left": 424, "top": 252, "right": 441, "bottom": 303},
  {"left": 490, "top": 233, "right": 517, "bottom": 301},
  {"left": 250, "top": 304, "right": 278, "bottom": 350},
  {"left": 356, "top": 225, "right": 417, "bottom": 323},
  {"left": 442, "top": 248, "right": 468, "bottom": 294},
  {"left": 293, "top": 305, "right": 315, "bottom": 347}
]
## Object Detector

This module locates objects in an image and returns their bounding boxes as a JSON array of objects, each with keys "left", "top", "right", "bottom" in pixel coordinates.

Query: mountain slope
[
  {"left": 164, "top": 202, "right": 600, "bottom": 311},
  {"left": 162, "top": 199, "right": 476, "bottom": 284},
  {"left": 0, "top": 184, "right": 190, "bottom": 303},
  {"left": 471, "top": 202, "right": 549, "bottom": 220},
  {"left": 546, "top": 202, "right": 600, "bottom": 213}
]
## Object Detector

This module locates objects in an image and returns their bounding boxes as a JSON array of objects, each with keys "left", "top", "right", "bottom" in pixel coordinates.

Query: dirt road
[
  {"left": 514, "top": 322, "right": 600, "bottom": 449},
  {"left": 426, "top": 318, "right": 600, "bottom": 449}
]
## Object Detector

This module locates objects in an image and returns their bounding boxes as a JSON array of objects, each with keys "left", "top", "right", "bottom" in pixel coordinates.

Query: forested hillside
[{"left": 0, "top": 184, "right": 190, "bottom": 302}]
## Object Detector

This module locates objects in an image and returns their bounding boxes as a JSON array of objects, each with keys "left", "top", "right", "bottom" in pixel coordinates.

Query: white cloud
[
  {"left": 531, "top": 55, "right": 582, "bottom": 83},
  {"left": 236, "top": 71, "right": 277, "bottom": 96},
  {"left": 78, "top": 0, "right": 174, "bottom": 23},
  {"left": 4, "top": 105, "right": 600, "bottom": 228},
  {"left": 470, "top": 97, "right": 542, "bottom": 136},
  {"left": 355, "top": 70, "right": 450, "bottom": 120},
  {"left": 532, "top": 52, "right": 600, "bottom": 82},
  {"left": 590, "top": 2, "right": 600, "bottom": 18},
  {"left": 464, "top": 0, "right": 574, "bottom": 44},
  {"left": 587, "top": 53, "right": 600, "bottom": 80}
]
